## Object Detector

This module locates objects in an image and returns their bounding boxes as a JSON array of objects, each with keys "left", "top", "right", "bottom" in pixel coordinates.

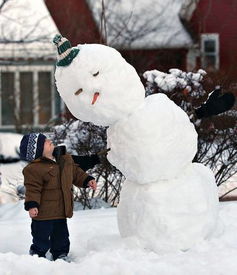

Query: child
[{"left": 19, "top": 133, "right": 97, "bottom": 261}]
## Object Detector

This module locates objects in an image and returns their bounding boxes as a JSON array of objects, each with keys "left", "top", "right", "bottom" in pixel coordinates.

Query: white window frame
[
  {"left": 201, "top": 33, "right": 220, "bottom": 70},
  {"left": 0, "top": 65, "right": 64, "bottom": 129}
]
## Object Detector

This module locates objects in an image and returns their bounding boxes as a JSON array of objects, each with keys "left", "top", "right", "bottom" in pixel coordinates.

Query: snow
[
  {"left": 107, "top": 93, "right": 197, "bottom": 182},
  {"left": 55, "top": 43, "right": 145, "bottom": 126},
  {"left": 219, "top": 173, "right": 237, "bottom": 198},
  {"left": 54, "top": 42, "right": 218, "bottom": 251},
  {"left": 0, "top": 42, "right": 57, "bottom": 60},
  {"left": 1, "top": 201, "right": 237, "bottom": 274},
  {"left": 0, "top": 132, "right": 22, "bottom": 158},
  {"left": 117, "top": 163, "right": 218, "bottom": 252},
  {"left": 86, "top": 0, "right": 193, "bottom": 49},
  {"left": 0, "top": 133, "right": 26, "bottom": 203},
  {"left": 0, "top": 136, "right": 235, "bottom": 273},
  {"left": 0, "top": 0, "right": 58, "bottom": 59},
  {"left": 143, "top": 69, "right": 207, "bottom": 93},
  {"left": 0, "top": 162, "right": 24, "bottom": 204}
]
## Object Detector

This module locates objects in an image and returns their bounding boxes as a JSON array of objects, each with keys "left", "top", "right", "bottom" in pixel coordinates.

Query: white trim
[
  {"left": 15, "top": 71, "right": 20, "bottom": 122},
  {"left": 51, "top": 70, "right": 55, "bottom": 119},
  {"left": 187, "top": 46, "right": 199, "bottom": 71},
  {"left": 0, "top": 65, "right": 60, "bottom": 129},
  {"left": 0, "top": 73, "right": 1, "bottom": 125},
  {"left": 0, "top": 65, "right": 54, "bottom": 72},
  {"left": 201, "top": 33, "right": 219, "bottom": 70},
  {"left": 0, "top": 125, "right": 51, "bottom": 130},
  {"left": 33, "top": 71, "right": 39, "bottom": 126}
]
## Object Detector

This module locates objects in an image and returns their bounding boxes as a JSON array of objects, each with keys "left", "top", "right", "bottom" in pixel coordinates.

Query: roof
[
  {"left": 86, "top": 0, "right": 198, "bottom": 50},
  {"left": 0, "top": 0, "right": 58, "bottom": 60},
  {"left": 179, "top": 0, "right": 200, "bottom": 21}
]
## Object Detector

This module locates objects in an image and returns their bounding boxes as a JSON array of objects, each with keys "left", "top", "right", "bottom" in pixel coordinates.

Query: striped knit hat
[
  {"left": 53, "top": 34, "right": 80, "bottom": 67},
  {"left": 19, "top": 133, "right": 46, "bottom": 162}
]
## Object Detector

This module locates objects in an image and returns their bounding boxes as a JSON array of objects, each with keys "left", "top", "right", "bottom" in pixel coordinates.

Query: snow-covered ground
[
  {"left": 0, "top": 133, "right": 237, "bottom": 274},
  {"left": 1, "top": 201, "right": 237, "bottom": 274}
]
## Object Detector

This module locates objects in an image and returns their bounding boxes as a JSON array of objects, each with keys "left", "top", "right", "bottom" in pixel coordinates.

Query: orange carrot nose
[{"left": 92, "top": 92, "right": 100, "bottom": 105}]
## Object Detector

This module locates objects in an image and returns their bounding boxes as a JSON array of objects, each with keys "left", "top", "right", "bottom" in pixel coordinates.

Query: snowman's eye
[{"left": 93, "top": 71, "right": 99, "bottom": 77}]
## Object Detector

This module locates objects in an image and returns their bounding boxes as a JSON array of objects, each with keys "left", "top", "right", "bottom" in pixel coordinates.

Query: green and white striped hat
[{"left": 53, "top": 34, "right": 80, "bottom": 67}]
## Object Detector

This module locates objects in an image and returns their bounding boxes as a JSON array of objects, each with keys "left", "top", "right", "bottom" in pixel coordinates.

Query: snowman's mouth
[
  {"left": 74, "top": 89, "right": 100, "bottom": 105},
  {"left": 92, "top": 92, "right": 100, "bottom": 105}
]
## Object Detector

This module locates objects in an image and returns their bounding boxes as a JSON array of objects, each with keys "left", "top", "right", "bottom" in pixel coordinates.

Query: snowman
[{"left": 53, "top": 35, "right": 219, "bottom": 252}]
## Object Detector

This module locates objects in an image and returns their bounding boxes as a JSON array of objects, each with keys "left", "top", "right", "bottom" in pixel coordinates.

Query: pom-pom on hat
[
  {"left": 53, "top": 34, "right": 80, "bottom": 67},
  {"left": 20, "top": 133, "right": 46, "bottom": 162}
]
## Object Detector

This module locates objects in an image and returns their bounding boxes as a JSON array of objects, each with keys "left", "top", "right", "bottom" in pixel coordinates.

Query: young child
[{"left": 19, "top": 133, "right": 97, "bottom": 261}]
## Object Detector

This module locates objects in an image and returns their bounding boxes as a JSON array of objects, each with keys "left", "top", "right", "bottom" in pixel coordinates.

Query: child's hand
[
  {"left": 29, "top": 208, "right": 38, "bottom": 218},
  {"left": 88, "top": 180, "right": 97, "bottom": 190}
]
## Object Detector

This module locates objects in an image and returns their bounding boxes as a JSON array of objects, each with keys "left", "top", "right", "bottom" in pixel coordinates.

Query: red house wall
[
  {"left": 45, "top": 0, "right": 101, "bottom": 46},
  {"left": 45, "top": 0, "right": 197, "bottom": 119},
  {"left": 45, "top": 0, "right": 188, "bottom": 74},
  {"left": 191, "top": 0, "right": 237, "bottom": 79},
  {"left": 121, "top": 49, "right": 188, "bottom": 75}
]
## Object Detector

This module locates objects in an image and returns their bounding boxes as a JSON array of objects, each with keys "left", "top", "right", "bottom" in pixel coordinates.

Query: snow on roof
[
  {"left": 86, "top": 0, "right": 194, "bottom": 50},
  {"left": 0, "top": 0, "right": 58, "bottom": 60},
  {"left": 179, "top": 0, "right": 200, "bottom": 21}
]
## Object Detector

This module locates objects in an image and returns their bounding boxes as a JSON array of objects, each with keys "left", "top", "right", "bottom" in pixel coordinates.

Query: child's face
[{"left": 43, "top": 139, "right": 55, "bottom": 156}]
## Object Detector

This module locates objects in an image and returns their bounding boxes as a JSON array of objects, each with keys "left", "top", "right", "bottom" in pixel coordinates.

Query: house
[
  {"left": 45, "top": 0, "right": 195, "bottom": 74},
  {"left": 187, "top": 0, "right": 237, "bottom": 80},
  {"left": 0, "top": 0, "right": 236, "bottom": 131},
  {"left": 0, "top": 0, "right": 62, "bottom": 131},
  {"left": 45, "top": 0, "right": 237, "bottom": 83}
]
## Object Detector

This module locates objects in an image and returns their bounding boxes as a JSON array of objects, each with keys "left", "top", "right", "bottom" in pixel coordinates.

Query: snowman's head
[{"left": 54, "top": 39, "right": 145, "bottom": 126}]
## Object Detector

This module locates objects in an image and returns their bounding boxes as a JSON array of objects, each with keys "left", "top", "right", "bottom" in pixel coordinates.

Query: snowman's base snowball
[{"left": 117, "top": 163, "right": 219, "bottom": 252}]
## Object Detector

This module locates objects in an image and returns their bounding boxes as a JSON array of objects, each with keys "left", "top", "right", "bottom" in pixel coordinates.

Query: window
[
  {"left": 20, "top": 72, "right": 33, "bottom": 124},
  {"left": 1, "top": 72, "right": 15, "bottom": 125},
  {"left": 0, "top": 66, "right": 62, "bottom": 129},
  {"left": 38, "top": 72, "right": 52, "bottom": 125},
  {"left": 201, "top": 34, "right": 219, "bottom": 70}
]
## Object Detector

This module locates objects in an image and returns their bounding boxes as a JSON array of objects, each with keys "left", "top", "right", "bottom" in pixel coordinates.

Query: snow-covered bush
[
  {"left": 51, "top": 119, "right": 124, "bottom": 208},
  {"left": 144, "top": 68, "right": 207, "bottom": 118},
  {"left": 143, "top": 68, "right": 237, "bottom": 192}
]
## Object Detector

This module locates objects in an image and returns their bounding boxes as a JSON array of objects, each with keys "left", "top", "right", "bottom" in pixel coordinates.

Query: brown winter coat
[{"left": 23, "top": 154, "right": 90, "bottom": 220}]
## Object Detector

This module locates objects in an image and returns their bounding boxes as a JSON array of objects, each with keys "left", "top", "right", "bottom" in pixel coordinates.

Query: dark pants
[{"left": 30, "top": 219, "right": 70, "bottom": 260}]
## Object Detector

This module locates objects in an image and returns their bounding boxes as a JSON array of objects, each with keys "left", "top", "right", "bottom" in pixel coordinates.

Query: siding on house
[
  {"left": 45, "top": 0, "right": 193, "bottom": 73},
  {"left": 190, "top": 0, "right": 237, "bottom": 78},
  {"left": 0, "top": 0, "right": 62, "bottom": 131},
  {"left": 45, "top": 0, "right": 101, "bottom": 46}
]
